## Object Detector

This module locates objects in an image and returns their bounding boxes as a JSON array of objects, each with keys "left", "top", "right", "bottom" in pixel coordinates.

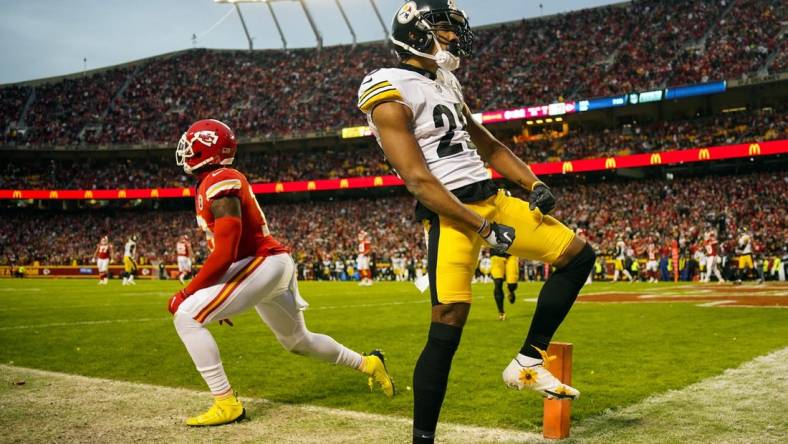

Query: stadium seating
[
  {"left": 2, "top": 107, "right": 783, "bottom": 189},
  {"left": 2, "top": 171, "right": 784, "bottom": 269},
  {"left": 1, "top": 0, "right": 784, "bottom": 147}
]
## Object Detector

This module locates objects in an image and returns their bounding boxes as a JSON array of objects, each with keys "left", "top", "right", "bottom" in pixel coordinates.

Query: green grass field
[{"left": 0, "top": 279, "right": 786, "bottom": 435}]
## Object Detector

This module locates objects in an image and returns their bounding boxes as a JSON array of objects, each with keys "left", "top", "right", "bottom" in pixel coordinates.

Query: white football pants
[{"left": 174, "top": 253, "right": 362, "bottom": 395}]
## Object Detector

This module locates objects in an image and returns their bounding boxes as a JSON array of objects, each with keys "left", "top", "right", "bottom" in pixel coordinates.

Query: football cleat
[
  {"left": 508, "top": 292, "right": 515, "bottom": 304},
  {"left": 186, "top": 393, "right": 245, "bottom": 427},
  {"left": 502, "top": 346, "right": 579, "bottom": 400},
  {"left": 362, "top": 350, "right": 395, "bottom": 398},
  {"left": 498, "top": 313, "right": 507, "bottom": 321}
]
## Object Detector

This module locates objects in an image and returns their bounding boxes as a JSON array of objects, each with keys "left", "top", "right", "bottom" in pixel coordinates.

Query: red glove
[{"left": 168, "top": 289, "right": 190, "bottom": 314}]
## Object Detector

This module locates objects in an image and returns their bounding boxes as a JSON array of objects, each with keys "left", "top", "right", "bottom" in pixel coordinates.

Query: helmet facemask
[
  {"left": 176, "top": 132, "right": 223, "bottom": 175},
  {"left": 391, "top": 6, "right": 474, "bottom": 72}
]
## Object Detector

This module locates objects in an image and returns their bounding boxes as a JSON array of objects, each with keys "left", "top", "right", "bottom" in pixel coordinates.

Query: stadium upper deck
[{"left": 0, "top": 0, "right": 784, "bottom": 148}]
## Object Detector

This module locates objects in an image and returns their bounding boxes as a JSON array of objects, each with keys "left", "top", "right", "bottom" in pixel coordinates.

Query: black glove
[
  {"left": 528, "top": 182, "right": 556, "bottom": 214},
  {"left": 480, "top": 220, "right": 515, "bottom": 254}
]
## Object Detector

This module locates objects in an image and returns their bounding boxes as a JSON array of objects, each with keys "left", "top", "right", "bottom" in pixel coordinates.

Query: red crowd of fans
[
  {"left": 1, "top": 171, "right": 784, "bottom": 269},
  {"left": 1, "top": 0, "right": 783, "bottom": 147},
  {"left": 2, "top": 106, "right": 783, "bottom": 189}
]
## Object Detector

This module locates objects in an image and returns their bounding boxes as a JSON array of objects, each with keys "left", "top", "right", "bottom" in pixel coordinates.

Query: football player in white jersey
[
  {"left": 122, "top": 235, "right": 139, "bottom": 285},
  {"left": 357, "top": 2, "right": 594, "bottom": 442}
]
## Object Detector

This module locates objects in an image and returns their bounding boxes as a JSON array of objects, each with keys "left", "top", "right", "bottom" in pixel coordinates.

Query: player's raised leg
[{"left": 495, "top": 192, "right": 594, "bottom": 400}]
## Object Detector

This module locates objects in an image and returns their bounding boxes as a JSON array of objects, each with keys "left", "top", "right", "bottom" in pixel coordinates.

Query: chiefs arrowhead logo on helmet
[
  {"left": 193, "top": 130, "right": 219, "bottom": 147},
  {"left": 176, "top": 119, "right": 237, "bottom": 174}
]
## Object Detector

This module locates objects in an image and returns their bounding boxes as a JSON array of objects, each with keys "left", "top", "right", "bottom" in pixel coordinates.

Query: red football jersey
[
  {"left": 704, "top": 239, "right": 719, "bottom": 256},
  {"left": 176, "top": 241, "right": 191, "bottom": 257},
  {"left": 96, "top": 243, "right": 110, "bottom": 259},
  {"left": 195, "top": 168, "right": 288, "bottom": 259},
  {"left": 358, "top": 240, "right": 371, "bottom": 255}
]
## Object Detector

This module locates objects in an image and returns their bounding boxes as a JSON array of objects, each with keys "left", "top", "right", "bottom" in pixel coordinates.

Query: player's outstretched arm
[
  {"left": 169, "top": 196, "right": 242, "bottom": 314},
  {"left": 463, "top": 104, "right": 556, "bottom": 214},
  {"left": 372, "top": 101, "right": 513, "bottom": 251}
]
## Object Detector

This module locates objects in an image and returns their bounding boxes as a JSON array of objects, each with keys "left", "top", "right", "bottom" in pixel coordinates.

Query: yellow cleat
[
  {"left": 362, "top": 350, "right": 395, "bottom": 398},
  {"left": 186, "top": 393, "right": 246, "bottom": 427}
]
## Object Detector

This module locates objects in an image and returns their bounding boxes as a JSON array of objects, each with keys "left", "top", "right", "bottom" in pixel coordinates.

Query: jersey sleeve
[
  {"left": 357, "top": 69, "right": 408, "bottom": 115},
  {"left": 203, "top": 168, "right": 246, "bottom": 201}
]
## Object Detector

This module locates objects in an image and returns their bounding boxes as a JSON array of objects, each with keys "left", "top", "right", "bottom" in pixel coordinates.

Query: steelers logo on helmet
[
  {"left": 390, "top": 0, "right": 475, "bottom": 71},
  {"left": 397, "top": 1, "right": 418, "bottom": 24}
]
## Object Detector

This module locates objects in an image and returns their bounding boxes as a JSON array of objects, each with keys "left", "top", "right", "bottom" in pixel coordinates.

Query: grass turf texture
[{"left": 0, "top": 280, "right": 786, "bottom": 432}]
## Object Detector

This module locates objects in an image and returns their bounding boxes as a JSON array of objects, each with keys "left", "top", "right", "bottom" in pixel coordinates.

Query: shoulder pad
[
  {"left": 204, "top": 168, "right": 246, "bottom": 201},
  {"left": 357, "top": 69, "right": 406, "bottom": 114}
]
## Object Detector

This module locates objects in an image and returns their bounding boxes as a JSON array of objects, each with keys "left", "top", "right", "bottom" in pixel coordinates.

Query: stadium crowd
[
  {"left": 1, "top": 0, "right": 784, "bottom": 147},
  {"left": 2, "top": 107, "right": 783, "bottom": 189},
  {"left": 2, "top": 172, "right": 785, "bottom": 282}
]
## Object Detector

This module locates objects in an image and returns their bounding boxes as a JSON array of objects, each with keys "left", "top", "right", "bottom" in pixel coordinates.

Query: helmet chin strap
[{"left": 390, "top": 34, "right": 461, "bottom": 72}]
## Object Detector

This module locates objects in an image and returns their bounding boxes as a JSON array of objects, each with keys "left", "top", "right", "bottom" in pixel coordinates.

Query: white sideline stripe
[
  {"left": 0, "top": 287, "right": 42, "bottom": 292},
  {"left": 0, "top": 299, "right": 430, "bottom": 330},
  {"left": 0, "top": 317, "right": 167, "bottom": 330},
  {"left": 696, "top": 300, "right": 735, "bottom": 307},
  {"left": 311, "top": 299, "right": 427, "bottom": 310},
  {"left": 0, "top": 364, "right": 542, "bottom": 443}
]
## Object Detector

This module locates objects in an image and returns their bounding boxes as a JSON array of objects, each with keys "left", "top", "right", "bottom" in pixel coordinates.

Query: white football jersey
[
  {"left": 124, "top": 239, "right": 136, "bottom": 258},
  {"left": 358, "top": 66, "right": 489, "bottom": 191}
]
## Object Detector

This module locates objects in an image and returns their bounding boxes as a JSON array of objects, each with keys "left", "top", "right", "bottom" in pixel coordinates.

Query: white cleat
[{"left": 502, "top": 346, "right": 579, "bottom": 400}]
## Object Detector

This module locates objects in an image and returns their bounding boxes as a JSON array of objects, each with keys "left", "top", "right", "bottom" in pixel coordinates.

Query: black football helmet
[{"left": 390, "top": 0, "right": 474, "bottom": 60}]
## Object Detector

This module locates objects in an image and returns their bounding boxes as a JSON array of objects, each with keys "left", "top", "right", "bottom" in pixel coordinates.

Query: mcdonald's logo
[
  {"left": 49, "top": 191, "right": 58, "bottom": 199},
  {"left": 605, "top": 157, "right": 616, "bottom": 169},
  {"left": 182, "top": 188, "right": 191, "bottom": 197},
  {"left": 340, "top": 179, "right": 349, "bottom": 189},
  {"left": 650, "top": 153, "right": 662, "bottom": 165},
  {"left": 562, "top": 161, "right": 573, "bottom": 174},
  {"left": 12, "top": 190, "right": 22, "bottom": 199},
  {"left": 373, "top": 176, "right": 383, "bottom": 186},
  {"left": 118, "top": 190, "right": 127, "bottom": 198},
  {"left": 150, "top": 189, "right": 159, "bottom": 198},
  {"left": 748, "top": 143, "right": 761, "bottom": 156},
  {"left": 307, "top": 181, "right": 317, "bottom": 191},
  {"left": 84, "top": 191, "right": 93, "bottom": 199},
  {"left": 275, "top": 183, "right": 284, "bottom": 193},
  {"left": 698, "top": 148, "right": 710, "bottom": 160}
]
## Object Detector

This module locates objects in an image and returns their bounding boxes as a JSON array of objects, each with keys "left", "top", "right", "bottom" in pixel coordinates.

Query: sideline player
[
  {"left": 169, "top": 119, "right": 394, "bottom": 426},
  {"left": 357, "top": 230, "right": 373, "bottom": 286},
  {"left": 176, "top": 235, "right": 194, "bottom": 284},
  {"left": 490, "top": 252, "right": 519, "bottom": 320},
  {"left": 612, "top": 237, "right": 634, "bottom": 282},
  {"left": 735, "top": 229, "right": 757, "bottom": 283},
  {"left": 94, "top": 235, "right": 113, "bottom": 285},
  {"left": 122, "top": 235, "right": 138, "bottom": 285},
  {"left": 645, "top": 237, "right": 659, "bottom": 283},
  {"left": 358, "top": 2, "right": 594, "bottom": 442}
]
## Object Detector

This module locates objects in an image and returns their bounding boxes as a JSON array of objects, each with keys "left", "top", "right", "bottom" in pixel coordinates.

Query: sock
[
  {"left": 174, "top": 313, "right": 230, "bottom": 395},
  {"left": 413, "top": 322, "right": 463, "bottom": 443},
  {"left": 521, "top": 244, "right": 595, "bottom": 359},
  {"left": 493, "top": 279, "right": 505, "bottom": 314},
  {"left": 507, "top": 283, "right": 518, "bottom": 302}
]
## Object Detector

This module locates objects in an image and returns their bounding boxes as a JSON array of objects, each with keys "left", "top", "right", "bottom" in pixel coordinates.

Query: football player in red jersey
[
  {"left": 169, "top": 119, "right": 394, "bottom": 427},
  {"left": 175, "top": 234, "right": 194, "bottom": 284},
  {"left": 357, "top": 230, "right": 373, "bottom": 286},
  {"left": 93, "top": 235, "right": 113, "bottom": 285}
]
